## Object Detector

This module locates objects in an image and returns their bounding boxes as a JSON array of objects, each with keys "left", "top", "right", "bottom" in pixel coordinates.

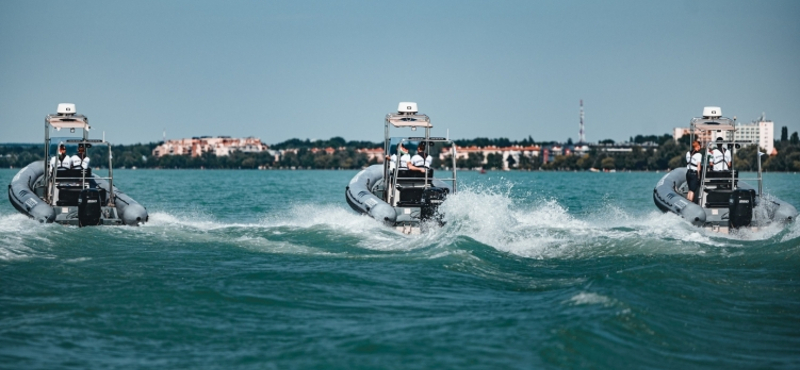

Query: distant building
[
  {"left": 357, "top": 147, "right": 385, "bottom": 163},
  {"left": 448, "top": 145, "right": 541, "bottom": 169},
  {"left": 727, "top": 118, "right": 774, "bottom": 155},
  {"left": 673, "top": 127, "right": 716, "bottom": 144},
  {"left": 673, "top": 127, "right": 690, "bottom": 142},
  {"left": 673, "top": 115, "right": 775, "bottom": 154},
  {"left": 152, "top": 136, "right": 268, "bottom": 158}
]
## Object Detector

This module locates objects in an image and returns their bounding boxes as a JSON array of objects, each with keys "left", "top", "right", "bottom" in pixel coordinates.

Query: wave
[
  {"left": 0, "top": 214, "right": 57, "bottom": 261},
  {"left": 436, "top": 182, "right": 800, "bottom": 260},
  {"left": 2, "top": 183, "right": 798, "bottom": 264}
]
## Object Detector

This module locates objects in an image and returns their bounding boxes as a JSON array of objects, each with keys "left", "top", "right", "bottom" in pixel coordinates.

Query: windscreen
[{"left": 388, "top": 137, "right": 420, "bottom": 155}]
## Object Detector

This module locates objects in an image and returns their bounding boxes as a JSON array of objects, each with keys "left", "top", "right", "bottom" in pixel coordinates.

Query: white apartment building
[
  {"left": 725, "top": 120, "right": 774, "bottom": 155},
  {"left": 673, "top": 118, "right": 774, "bottom": 154}
]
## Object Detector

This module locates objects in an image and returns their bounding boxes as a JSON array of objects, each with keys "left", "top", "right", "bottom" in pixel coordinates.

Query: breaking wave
[{"left": 2, "top": 181, "right": 798, "bottom": 264}]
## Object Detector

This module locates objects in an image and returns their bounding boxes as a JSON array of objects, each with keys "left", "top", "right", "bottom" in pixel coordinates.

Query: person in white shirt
[
  {"left": 70, "top": 144, "right": 90, "bottom": 169},
  {"left": 409, "top": 141, "right": 432, "bottom": 173},
  {"left": 387, "top": 142, "right": 410, "bottom": 171},
  {"left": 686, "top": 140, "right": 702, "bottom": 204},
  {"left": 710, "top": 137, "right": 730, "bottom": 171},
  {"left": 724, "top": 146, "right": 731, "bottom": 169},
  {"left": 50, "top": 144, "right": 70, "bottom": 170}
]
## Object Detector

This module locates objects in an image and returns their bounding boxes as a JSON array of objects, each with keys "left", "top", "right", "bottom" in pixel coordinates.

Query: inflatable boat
[
  {"left": 7, "top": 103, "right": 148, "bottom": 226},
  {"left": 653, "top": 107, "right": 796, "bottom": 233},
  {"left": 346, "top": 102, "right": 457, "bottom": 234}
]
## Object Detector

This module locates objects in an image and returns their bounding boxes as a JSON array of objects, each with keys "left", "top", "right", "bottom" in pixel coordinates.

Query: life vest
[
  {"left": 51, "top": 154, "right": 70, "bottom": 169},
  {"left": 411, "top": 152, "right": 431, "bottom": 168},
  {"left": 711, "top": 148, "right": 729, "bottom": 170},
  {"left": 71, "top": 155, "right": 90, "bottom": 169},
  {"left": 687, "top": 151, "right": 701, "bottom": 171}
]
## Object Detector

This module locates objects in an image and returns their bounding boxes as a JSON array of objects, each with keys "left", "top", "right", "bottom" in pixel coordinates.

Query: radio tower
[{"left": 579, "top": 99, "right": 585, "bottom": 144}]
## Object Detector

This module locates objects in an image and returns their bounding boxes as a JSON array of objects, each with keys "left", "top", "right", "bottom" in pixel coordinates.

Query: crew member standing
[
  {"left": 711, "top": 137, "right": 730, "bottom": 171},
  {"left": 686, "top": 140, "right": 702, "bottom": 204}
]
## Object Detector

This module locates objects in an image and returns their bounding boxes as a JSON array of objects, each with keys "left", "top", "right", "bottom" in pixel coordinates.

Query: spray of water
[{"left": 2, "top": 184, "right": 796, "bottom": 262}]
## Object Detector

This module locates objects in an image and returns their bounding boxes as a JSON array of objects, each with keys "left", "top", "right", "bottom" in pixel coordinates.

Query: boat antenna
[{"left": 579, "top": 99, "right": 585, "bottom": 144}]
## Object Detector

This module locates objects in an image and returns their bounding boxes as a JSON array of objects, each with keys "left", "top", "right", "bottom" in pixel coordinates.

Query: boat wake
[
  {"left": 0, "top": 214, "right": 57, "bottom": 261},
  {"left": 2, "top": 184, "right": 798, "bottom": 264},
  {"left": 437, "top": 182, "right": 798, "bottom": 262}
]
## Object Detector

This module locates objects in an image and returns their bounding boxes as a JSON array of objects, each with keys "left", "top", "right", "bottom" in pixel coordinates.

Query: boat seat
[
  {"left": 55, "top": 184, "right": 106, "bottom": 207},
  {"left": 395, "top": 169, "right": 433, "bottom": 186},
  {"left": 704, "top": 188, "right": 733, "bottom": 208},
  {"left": 393, "top": 169, "right": 434, "bottom": 206},
  {"left": 705, "top": 170, "right": 738, "bottom": 179},
  {"left": 55, "top": 168, "right": 92, "bottom": 183},
  {"left": 704, "top": 170, "right": 737, "bottom": 185},
  {"left": 396, "top": 187, "right": 425, "bottom": 207},
  {"left": 56, "top": 185, "right": 82, "bottom": 206}
]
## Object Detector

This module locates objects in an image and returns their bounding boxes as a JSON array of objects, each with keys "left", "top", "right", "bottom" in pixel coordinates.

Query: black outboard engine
[
  {"left": 78, "top": 188, "right": 102, "bottom": 227},
  {"left": 729, "top": 189, "right": 756, "bottom": 229},
  {"left": 421, "top": 187, "right": 448, "bottom": 223}
]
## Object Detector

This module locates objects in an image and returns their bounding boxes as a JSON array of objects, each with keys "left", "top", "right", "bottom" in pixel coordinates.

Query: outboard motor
[
  {"left": 729, "top": 188, "right": 755, "bottom": 229},
  {"left": 421, "top": 187, "right": 448, "bottom": 223},
  {"left": 78, "top": 188, "right": 102, "bottom": 227}
]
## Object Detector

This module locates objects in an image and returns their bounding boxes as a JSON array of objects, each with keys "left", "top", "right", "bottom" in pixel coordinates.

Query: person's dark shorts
[{"left": 686, "top": 170, "right": 699, "bottom": 192}]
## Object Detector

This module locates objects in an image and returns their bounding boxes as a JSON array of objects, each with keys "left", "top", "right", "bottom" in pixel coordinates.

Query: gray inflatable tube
[
  {"left": 345, "top": 164, "right": 397, "bottom": 225},
  {"left": 653, "top": 168, "right": 706, "bottom": 226},
  {"left": 8, "top": 160, "right": 148, "bottom": 225},
  {"left": 8, "top": 161, "right": 56, "bottom": 223},
  {"left": 654, "top": 168, "right": 797, "bottom": 226}
]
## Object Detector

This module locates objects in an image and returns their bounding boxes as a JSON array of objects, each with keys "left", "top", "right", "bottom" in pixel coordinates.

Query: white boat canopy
[
  {"left": 385, "top": 113, "right": 432, "bottom": 128},
  {"left": 46, "top": 114, "right": 90, "bottom": 130},
  {"left": 690, "top": 117, "right": 735, "bottom": 131}
]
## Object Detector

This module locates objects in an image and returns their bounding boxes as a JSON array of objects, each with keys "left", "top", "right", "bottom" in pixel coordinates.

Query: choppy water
[{"left": 1, "top": 168, "right": 799, "bottom": 369}]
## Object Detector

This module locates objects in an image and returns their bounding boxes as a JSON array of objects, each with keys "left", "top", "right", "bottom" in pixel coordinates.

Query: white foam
[
  {"left": 144, "top": 210, "right": 233, "bottom": 231},
  {"left": 566, "top": 292, "right": 615, "bottom": 306},
  {"left": 233, "top": 235, "right": 333, "bottom": 256},
  {"left": 780, "top": 220, "right": 800, "bottom": 243},
  {"left": 438, "top": 187, "right": 593, "bottom": 259},
  {"left": 0, "top": 214, "right": 55, "bottom": 261},
  {"left": 260, "top": 203, "right": 383, "bottom": 233},
  {"left": 434, "top": 185, "right": 752, "bottom": 259},
  {"left": 64, "top": 257, "right": 92, "bottom": 263}
]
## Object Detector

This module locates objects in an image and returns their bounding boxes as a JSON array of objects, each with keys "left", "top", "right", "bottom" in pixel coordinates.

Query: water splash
[
  {"left": 0, "top": 214, "right": 55, "bottom": 261},
  {"left": 436, "top": 183, "right": 799, "bottom": 260}
]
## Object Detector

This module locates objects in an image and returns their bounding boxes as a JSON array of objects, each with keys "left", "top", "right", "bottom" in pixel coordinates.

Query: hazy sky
[{"left": 1, "top": 0, "right": 798, "bottom": 145}]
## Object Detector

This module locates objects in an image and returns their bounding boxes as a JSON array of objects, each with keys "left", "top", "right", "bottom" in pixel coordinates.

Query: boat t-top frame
[
  {"left": 688, "top": 106, "right": 764, "bottom": 207},
  {"left": 383, "top": 102, "right": 457, "bottom": 205},
  {"left": 43, "top": 104, "right": 115, "bottom": 206}
]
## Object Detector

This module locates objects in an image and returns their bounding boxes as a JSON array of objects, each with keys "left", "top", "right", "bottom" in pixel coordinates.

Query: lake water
[{"left": 1, "top": 168, "right": 799, "bottom": 369}]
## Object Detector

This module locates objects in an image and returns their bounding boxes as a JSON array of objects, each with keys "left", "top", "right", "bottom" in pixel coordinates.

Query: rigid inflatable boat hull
[
  {"left": 8, "top": 161, "right": 148, "bottom": 226},
  {"left": 653, "top": 168, "right": 797, "bottom": 231},
  {"left": 346, "top": 164, "right": 450, "bottom": 232}
]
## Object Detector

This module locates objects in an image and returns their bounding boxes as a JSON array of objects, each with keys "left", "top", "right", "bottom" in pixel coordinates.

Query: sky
[{"left": 1, "top": 0, "right": 798, "bottom": 145}]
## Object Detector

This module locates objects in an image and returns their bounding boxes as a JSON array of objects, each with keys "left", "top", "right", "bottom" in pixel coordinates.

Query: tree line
[{"left": 2, "top": 128, "right": 799, "bottom": 171}]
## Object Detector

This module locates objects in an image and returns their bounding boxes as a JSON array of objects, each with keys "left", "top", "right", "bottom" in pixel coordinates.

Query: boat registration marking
[
  {"left": 62, "top": 207, "right": 69, "bottom": 213},
  {"left": 24, "top": 198, "right": 38, "bottom": 208}
]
